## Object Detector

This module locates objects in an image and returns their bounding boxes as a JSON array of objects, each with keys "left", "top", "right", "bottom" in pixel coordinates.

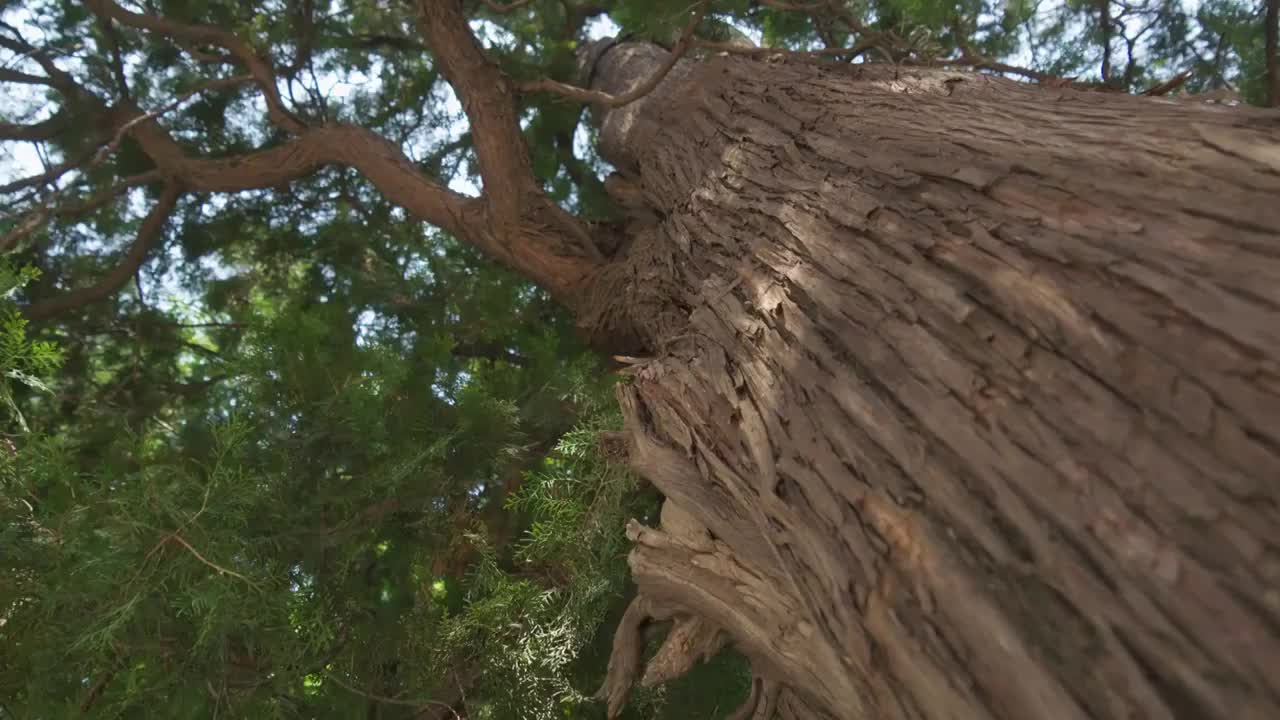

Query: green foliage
[
  {"left": 0, "top": 306, "right": 641, "bottom": 717},
  {"left": 0, "top": 262, "right": 62, "bottom": 431},
  {"left": 413, "top": 377, "right": 657, "bottom": 720}
]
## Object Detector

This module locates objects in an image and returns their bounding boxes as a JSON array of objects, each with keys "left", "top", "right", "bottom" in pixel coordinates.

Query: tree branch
[
  {"left": 55, "top": 171, "right": 163, "bottom": 217},
  {"left": 415, "top": 0, "right": 538, "bottom": 228},
  {"left": 95, "top": 12, "right": 132, "bottom": 97},
  {"left": 946, "top": 54, "right": 1057, "bottom": 82},
  {"left": 519, "top": 1, "right": 708, "bottom": 108},
  {"left": 124, "top": 120, "right": 478, "bottom": 233},
  {"left": 410, "top": 0, "right": 600, "bottom": 298},
  {"left": 0, "top": 144, "right": 99, "bottom": 195},
  {"left": 24, "top": 183, "right": 181, "bottom": 321},
  {"left": 0, "top": 66, "right": 56, "bottom": 86},
  {"left": 324, "top": 672, "right": 461, "bottom": 719},
  {"left": 169, "top": 533, "right": 260, "bottom": 589},
  {"left": 1, "top": 76, "right": 251, "bottom": 248},
  {"left": 0, "top": 30, "right": 83, "bottom": 95},
  {"left": 948, "top": 20, "right": 1058, "bottom": 84},
  {"left": 8, "top": 4, "right": 598, "bottom": 311},
  {"left": 83, "top": 0, "right": 306, "bottom": 133},
  {"left": 1143, "top": 69, "right": 1193, "bottom": 96},
  {"left": 0, "top": 170, "right": 160, "bottom": 252},
  {"left": 79, "top": 667, "right": 119, "bottom": 713},
  {"left": 0, "top": 113, "right": 70, "bottom": 141},
  {"left": 280, "top": 0, "right": 316, "bottom": 77}
]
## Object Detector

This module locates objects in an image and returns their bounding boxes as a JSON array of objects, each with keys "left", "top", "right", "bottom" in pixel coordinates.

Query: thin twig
[
  {"left": 517, "top": 0, "right": 709, "bottom": 108},
  {"left": 132, "top": 484, "right": 249, "bottom": 588},
  {"left": 324, "top": 672, "right": 462, "bottom": 719},
  {"left": 169, "top": 533, "right": 261, "bottom": 589}
]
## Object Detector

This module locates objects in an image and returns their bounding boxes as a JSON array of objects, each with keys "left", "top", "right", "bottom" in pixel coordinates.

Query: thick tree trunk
[{"left": 581, "top": 44, "right": 1280, "bottom": 720}]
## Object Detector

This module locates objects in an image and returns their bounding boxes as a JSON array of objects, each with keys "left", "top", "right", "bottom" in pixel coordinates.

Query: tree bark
[{"left": 582, "top": 43, "right": 1280, "bottom": 720}]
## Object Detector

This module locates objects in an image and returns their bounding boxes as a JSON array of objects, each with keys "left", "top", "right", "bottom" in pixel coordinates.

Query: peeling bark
[{"left": 584, "top": 43, "right": 1280, "bottom": 719}]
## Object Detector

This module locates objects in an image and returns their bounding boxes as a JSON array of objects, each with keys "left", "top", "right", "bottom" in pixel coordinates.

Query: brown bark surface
[{"left": 583, "top": 45, "right": 1280, "bottom": 720}]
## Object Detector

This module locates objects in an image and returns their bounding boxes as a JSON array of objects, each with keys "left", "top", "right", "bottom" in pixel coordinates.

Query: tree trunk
[{"left": 581, "top": 43, "right": 1280, "bottom": 720}]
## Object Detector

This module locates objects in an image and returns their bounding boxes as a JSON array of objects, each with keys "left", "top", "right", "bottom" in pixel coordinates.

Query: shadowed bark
[{"left": 581, "top": 41, "right": 1280, "bottom": 720}]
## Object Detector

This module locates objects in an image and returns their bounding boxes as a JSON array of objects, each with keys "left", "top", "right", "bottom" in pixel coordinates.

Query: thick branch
[
  {"left": 0, "top": 113, "right": 70, "bottom": 141},
  {"left": 0, "top": 32, "right": 83, "bottom": 94},
  {"left": 410, "top": 0, "right": 600, "bottom": 298},
  {"left": 0, "top": 66, "right": 55, "bottom": 86},
  {"left": 25, "top": 184, "right": 181, "bottom": 321},
  {"left": 125, "top": 119, "right": 478, "bottom": 236},
  {"left": 415, "top": 0, "right": 537, "bottom": 227},
  {"left": 129, "top": 113, "right": 598, "bottom": 299},
  {"left": 83, "top": 0, "right": 305, "bottom": 133}
]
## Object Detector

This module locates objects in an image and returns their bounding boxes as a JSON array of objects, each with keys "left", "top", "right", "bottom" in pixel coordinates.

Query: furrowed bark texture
[{"left": 585, "top": 45, "right": 1280, "bottom": 720}]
